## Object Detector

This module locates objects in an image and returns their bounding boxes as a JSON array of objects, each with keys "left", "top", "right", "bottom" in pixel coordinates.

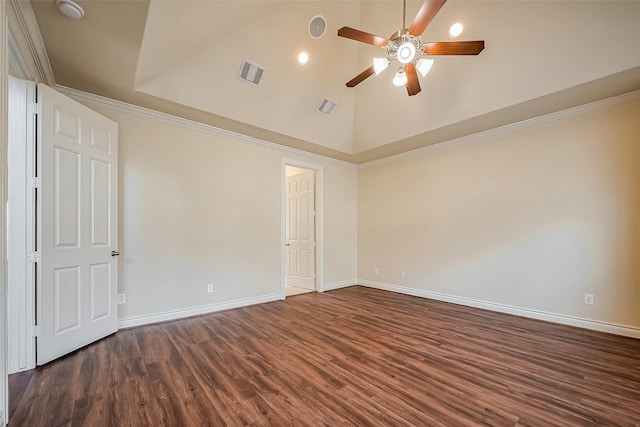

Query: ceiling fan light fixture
[
  {"left": 373, "top": 57, "right": 390, "bottom": 75},
  {"left": 416, "top": 58, "right": 434, "bottom": 77},
  {"left": 397, "top": 42, "right": 416, "bottom": 64},
  {"left": 392, "top": 68, "right": 408, "bottom": 87},
  {"left": 337, "top": 0, "right": 485, "bottom": 95}
]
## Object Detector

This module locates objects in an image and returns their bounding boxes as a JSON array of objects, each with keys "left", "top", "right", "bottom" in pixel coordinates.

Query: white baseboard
[
  {"left": 118, "top": 293, "right": 281, "bottom": 329},
  {"left": 358, "top": 280, "right": 640, "bottom": 339},
  {"left": 321, "top": 280, "right": 357, "bottom": 292}
]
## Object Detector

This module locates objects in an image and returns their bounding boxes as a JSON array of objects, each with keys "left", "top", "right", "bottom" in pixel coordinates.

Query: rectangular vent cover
[
  {"left": 239, "top": 59, "right": 265, "bottom": 87},
  {"left": 317, "top": 98, "right": 336, "bottom": 115}
]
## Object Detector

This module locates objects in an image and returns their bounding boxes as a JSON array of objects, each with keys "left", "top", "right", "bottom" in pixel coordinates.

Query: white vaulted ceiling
[{"left": 31, "top": 0, "right": 640, "bottom": 163}]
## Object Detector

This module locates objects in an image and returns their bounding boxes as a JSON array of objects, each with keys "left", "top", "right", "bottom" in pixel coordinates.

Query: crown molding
[
  {"left": 359, "top": 89, "right": 640, "bottom": 168},
  {"left": 6, "top": 0, "right": 55, "bottom": 84},
  {"left": 56, "top": 83, "right": 640, "bottom": 171},
  {"left": 55, "top": 85, "right": 357, "bottom": 169}
]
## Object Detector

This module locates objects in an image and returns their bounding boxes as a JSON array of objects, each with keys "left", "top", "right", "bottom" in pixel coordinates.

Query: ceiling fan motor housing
[{"left": 387, "top": 31, "right": 423, "bottom": 64}]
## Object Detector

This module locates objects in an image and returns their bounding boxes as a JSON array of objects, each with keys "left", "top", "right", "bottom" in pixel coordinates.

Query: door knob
[
  {"left": 286, "top": 243, "right": 290, "bottom": 246},
  {"left": 111, "top": 250, "right": 120, "bottom": 256}
]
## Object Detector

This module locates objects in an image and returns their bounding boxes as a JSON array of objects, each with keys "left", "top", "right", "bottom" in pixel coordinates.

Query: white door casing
[
  {"left": 37, "top": 84, "right": 119, "bottom": 365},
  {"left": 7, "top": 76, "right": 36, "bottom": 373},
  {"left": 286, "top": 171, "right": 315, "bottom": 290},
  {"left": 1, "top": 1, "right": 8, "bottom": 420}
]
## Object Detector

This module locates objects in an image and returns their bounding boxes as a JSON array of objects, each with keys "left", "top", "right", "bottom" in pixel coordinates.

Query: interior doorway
[
  {"left": 282, "top": 162, "right": 322, "bottom": 298},
  {"left": 7, "top": 79, "right": 119, "bottom": 374}
]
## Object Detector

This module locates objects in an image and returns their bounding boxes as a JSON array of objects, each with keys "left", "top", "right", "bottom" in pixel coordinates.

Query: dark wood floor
[{"left": 9, "top": 286, "right": 640, "bottom": 426}]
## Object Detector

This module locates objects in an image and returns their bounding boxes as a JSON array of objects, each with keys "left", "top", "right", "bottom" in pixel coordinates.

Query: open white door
[
  {"left": 286, "top": 171, "right": 315, "bottom": 290},
  {"left": 37, "top": 84, "right": 118, "bottom": 365}
]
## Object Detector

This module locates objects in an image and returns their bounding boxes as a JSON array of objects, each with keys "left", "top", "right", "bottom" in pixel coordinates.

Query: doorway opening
[
  {"left": 7, "top": 79, "right": 119, "bottom": 375},
  {"left": 282, "top": 160, "right": 323, "bottom": 298}
]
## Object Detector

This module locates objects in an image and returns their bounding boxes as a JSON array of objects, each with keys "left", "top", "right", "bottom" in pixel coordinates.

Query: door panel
[
  {"left": 285, "top": 171, "right": 315, "bottom": 290},
  {"left": 37, "top": 84, "right": 119, "bottom": 365},
  {"left": 91, "top": 159, "right": 110, "bottom": 246},
  {"left": 54, "top": 147, "right": 80, "bottom": 247},
  {"left": 54, "top": 266, "right": 81, "bottom": 334},
  {"left": 90, "top": 263, "right": 111, "bottom": 320}
]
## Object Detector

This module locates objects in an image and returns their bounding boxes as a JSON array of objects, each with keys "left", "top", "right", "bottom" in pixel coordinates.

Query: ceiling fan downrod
[{"left": 403, "top": 0, "right": 407, "bottom": 30}]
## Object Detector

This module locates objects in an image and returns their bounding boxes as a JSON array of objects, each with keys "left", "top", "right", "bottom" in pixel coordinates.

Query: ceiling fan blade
[
  {"left": 423, "top": 41, "right": 485, "bottom": 55},
  {"left": 346, "top": 66, "right": 376, "bottom": 87},
  {"left": 338, "top": 27, "right": 389, "bottom": 47},
  {"left": 408, "top": 0, "right": 447, "bottom": 36},
  {"left": 405, "top": 63, "right": 421, "bottom": 96}
]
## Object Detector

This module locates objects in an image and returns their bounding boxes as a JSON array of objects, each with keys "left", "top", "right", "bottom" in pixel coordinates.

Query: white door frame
[
  {"left": 1, "top": 1, "right": 10, "bottom": 422},
  {"left": 7, "top": 77, "right": 36, "bottom": 373},
  {"left": 3, "top": 1, "right": 56, "bottom": 423},
  {"left": 281, "top": 159, "right": 323, "bottom": 299}
]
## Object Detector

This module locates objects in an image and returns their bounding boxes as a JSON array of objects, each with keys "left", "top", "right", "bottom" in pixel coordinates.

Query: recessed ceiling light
[
  {"left": 449, "top": 22, "right": 464, "bottom": 39},
  {"left": 298, "top": 52, "right": 309, "bottom": 65},
  {"left": 56, "top": 0, "right": 84, "bottom": 20}
]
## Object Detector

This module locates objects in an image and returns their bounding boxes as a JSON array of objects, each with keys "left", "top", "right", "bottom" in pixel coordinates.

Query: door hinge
[
  {"left": 29, "top": 100, "right": 42, "bottom": 115},
  {"left": 27, "top": 251, "right": 41, "bottom": 262},
  {"left": 32, "top": 325, "right": 40, "bottom": 337},
  {"left": 30, "top": 177, "right": 41, "bottom": 189}
]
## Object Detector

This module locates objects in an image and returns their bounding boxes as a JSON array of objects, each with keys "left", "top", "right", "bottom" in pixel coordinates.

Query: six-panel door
[{"left": 37, "top": 84, "right": 119, "bottom": 365}]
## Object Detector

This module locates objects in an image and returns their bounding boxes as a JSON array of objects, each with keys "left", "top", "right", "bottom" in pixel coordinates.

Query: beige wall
[
  {"left": 358, "top": 96, "right": 640, "bottom": 328},
  {"left": 87, "top": 104, "right": 357, "bottom": 322},
  {"left": 73, "top": 90, "right": 640, "bottom": 332}
]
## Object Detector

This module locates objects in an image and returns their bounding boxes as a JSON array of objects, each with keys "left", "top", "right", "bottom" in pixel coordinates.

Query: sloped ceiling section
[
  {"left": 32, "top": 0, "right": 640, "bottom": 163},
  {"left": 352, "top": 1, "right": 640, "bottom": 153},
  {"left": 135, "top": 1, "right": 361, "bottom": 154}
]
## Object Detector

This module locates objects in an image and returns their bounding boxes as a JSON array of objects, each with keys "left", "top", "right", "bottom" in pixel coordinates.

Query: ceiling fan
[{"left": 338, "top": 0, "right": 485, "bottom": 96}]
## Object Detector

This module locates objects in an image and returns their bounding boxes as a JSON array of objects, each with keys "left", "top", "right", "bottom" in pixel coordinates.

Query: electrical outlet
[
  {"left": 118, "top": 293, "right": 126, "bottom": 305},
  {"left": 207, "top": 283, "right": 214, "bottom": 293},
  {"left": 584, "top": 293, "right": 594, "bottom": 305},
  {"left": 401, "top": 271, "right": 406, "bottom": 278},
  {"left": 373, "top": 267, "right": 379, "bottom": 275}
]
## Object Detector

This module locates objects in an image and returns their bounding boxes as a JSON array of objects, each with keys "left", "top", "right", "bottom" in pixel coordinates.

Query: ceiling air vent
[
  {"left": 238, "top": 59, "right": 265, "bottom": 87},
  {"left": 317, "top": 98, "right": 336, "bottom": 116}
]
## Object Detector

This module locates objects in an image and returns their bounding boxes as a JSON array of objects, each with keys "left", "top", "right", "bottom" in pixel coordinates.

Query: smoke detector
[{"left": 56, "top": 0, "right": 84, "bottom": 20}]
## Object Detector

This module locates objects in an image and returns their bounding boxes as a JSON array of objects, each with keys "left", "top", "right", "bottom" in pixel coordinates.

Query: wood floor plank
[{"left": 9, "top": 286, "right": 640, "bottom": 426}]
